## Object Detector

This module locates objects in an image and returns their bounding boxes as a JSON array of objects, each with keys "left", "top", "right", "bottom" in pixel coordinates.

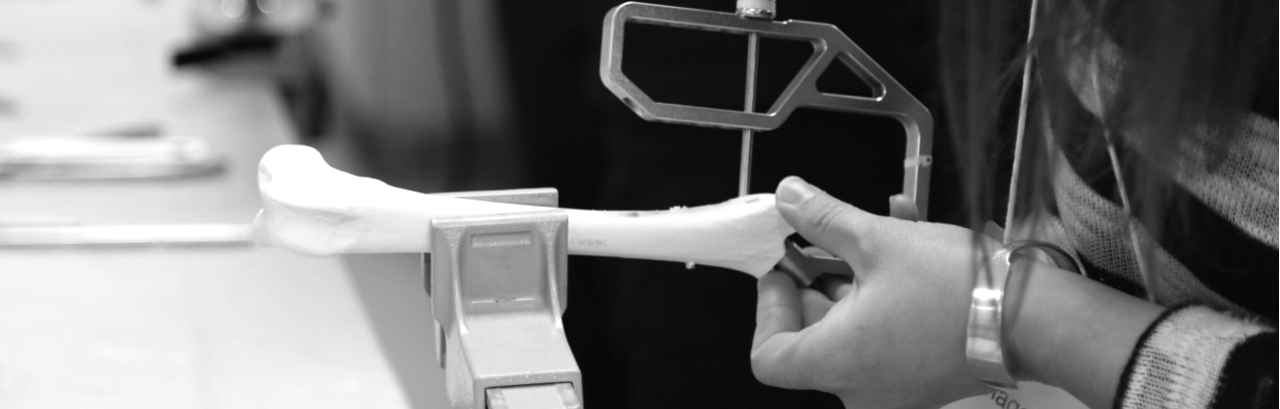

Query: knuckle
[{"left": 807, "top": 199, "right": 851, "bottom": 237}]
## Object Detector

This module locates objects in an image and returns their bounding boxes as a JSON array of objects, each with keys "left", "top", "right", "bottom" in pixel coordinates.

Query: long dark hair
[{"left": 940, "top": 0, "right": 1276, "bottom": 245}]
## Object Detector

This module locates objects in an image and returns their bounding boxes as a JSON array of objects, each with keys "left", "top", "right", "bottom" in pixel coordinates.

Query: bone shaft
[
  {"left": 327, "top": 197, "right": 780, "bottom": 275},
  {"left": 254, "top": 145, "right": 791, "bottom": 276}
]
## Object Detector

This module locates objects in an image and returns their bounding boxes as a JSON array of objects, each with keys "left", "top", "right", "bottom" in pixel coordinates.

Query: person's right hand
[{"left": 751, "top": 176, "right": 996, "bottom": 408}]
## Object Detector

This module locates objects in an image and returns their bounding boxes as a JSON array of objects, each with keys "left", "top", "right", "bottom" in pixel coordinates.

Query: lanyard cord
[
  {"left": 1089, "top": 58, "right": 1160, "bottom": 303},
  {"left": 1003, "top": 0, "right": 1042, "bottom": 245}
]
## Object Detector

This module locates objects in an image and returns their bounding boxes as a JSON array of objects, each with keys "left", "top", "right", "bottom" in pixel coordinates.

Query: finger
[
  {"left": 753, "top": 271, "right": 802, "bottom": 351},
  {"left": 752, "top": 272, "right": 819, "bottom": 389},
  {"left": 775, "top": 176, "right": 881, "bottom": 270},
  {"left": 888, "top": 194, "right": 921, "bottom": 221},
  {"left": 799, "top": 288, "right": 834, "bottom": 326},
  {"left": 812, "top": 275, "right": 854, "bottom": 301}
]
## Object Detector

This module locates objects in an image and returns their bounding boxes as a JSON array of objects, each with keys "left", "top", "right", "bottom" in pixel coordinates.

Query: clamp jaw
[
  {"left": 775, "top": 239, "right": 854, "bottom": 288},
  {"left": 424, "top": 189, "right": 582, "bottom": 409}
]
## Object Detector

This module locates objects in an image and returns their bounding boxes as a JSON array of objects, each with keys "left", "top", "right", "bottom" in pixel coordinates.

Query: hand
[{"left": 751, "top": 176, "right": 995, "bottom": 408}]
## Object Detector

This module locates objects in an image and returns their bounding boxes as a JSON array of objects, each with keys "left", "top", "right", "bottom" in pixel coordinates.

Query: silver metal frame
[{"left": 600, "top": 2, "right": 934, "bottom": 217}]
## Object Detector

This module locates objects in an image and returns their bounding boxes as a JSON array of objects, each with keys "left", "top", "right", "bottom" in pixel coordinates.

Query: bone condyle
[{"left": 253, "top": 145, "right": 795, "bottom": 277}]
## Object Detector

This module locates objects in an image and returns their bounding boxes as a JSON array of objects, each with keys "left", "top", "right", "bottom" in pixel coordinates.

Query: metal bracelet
[{"left": 966, "top": 240, "right": 1082, "bottom": 390}]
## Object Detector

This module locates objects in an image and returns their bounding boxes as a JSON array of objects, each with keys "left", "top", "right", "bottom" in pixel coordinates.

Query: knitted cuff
[{"left": 1113, "top": 305, "right": 1271, "bottom": 409}]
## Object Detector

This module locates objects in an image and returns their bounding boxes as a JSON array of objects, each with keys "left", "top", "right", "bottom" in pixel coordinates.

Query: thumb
[{"left": 775, "top": 176, "right": 881, "bottom": 271}]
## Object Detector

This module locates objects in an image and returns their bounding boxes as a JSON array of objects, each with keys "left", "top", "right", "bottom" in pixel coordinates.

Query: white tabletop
[{"left": 0, "top": 73, "right": 413, "bottom": 409}]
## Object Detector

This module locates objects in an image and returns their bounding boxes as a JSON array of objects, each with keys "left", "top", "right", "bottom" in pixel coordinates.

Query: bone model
[{"left": 253, "top": 145, "right": 795, "bottom": 277}]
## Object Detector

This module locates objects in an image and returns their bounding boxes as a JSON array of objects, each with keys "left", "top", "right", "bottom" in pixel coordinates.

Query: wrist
[{"left": 1000, "top": 257, "right": 1164, "bottom": 408}]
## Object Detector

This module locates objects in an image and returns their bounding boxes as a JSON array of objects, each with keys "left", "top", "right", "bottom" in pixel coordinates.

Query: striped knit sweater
[{"left": 1025, "top": 32, "right": 1277, "bottom": 409}]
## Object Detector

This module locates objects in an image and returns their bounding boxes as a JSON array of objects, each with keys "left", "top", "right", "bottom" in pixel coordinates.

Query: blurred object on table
[
  {"left": 0, "top": 50, "right": 411, "bottom": 408},
  {"left": 0, "top": 214, "right": 80, "bottom": 227},
  {"left": 0, "top": 135, "right": 224, "bottom": 180},
  {"left": 190, "top": 0, "right": 332, "bottom": 39},
  {"left": 175, "top": 0, "right": 335, "bottom": 146},
  {"left": 175, "top": 0, "right": 333, "bottom": 66},
  {"left": 176, "top": 0, "right": 528, "bottom": 194},
  {"left": 0, "top": 223, "right": 252, "bottom": 248},
  {"left": 312, "top": 0, "right": 524, "bottom": 193},
  {"left": 0, "top": 0, "right": 182, "bottom": 139}
]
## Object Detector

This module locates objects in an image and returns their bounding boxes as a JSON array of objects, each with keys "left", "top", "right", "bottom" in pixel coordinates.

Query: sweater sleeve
[{"left": 1114, "top": 305, "right": 1277, "bottom": 409}]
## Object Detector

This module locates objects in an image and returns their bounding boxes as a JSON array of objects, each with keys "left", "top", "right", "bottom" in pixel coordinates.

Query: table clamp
[{"left": 424, "top": 189, "right": 583, "bottom": 409}]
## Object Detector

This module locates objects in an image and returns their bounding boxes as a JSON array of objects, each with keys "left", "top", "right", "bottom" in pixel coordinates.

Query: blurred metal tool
[
  {"left": 191, "top": 0, "right": 333, "bottom": 39},
  {"left": 0, "top": 135, "right": 224, "bottom": 180},
  {"left": 0, "top": 224, "right": 252, "bottom": 247},
  {"left": 600, "top": 1, "right": 935, "bottom": 217}
]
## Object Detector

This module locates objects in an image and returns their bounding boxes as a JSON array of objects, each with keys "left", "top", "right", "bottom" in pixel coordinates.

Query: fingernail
[{"left": 777, "top": 176, "right": 818, "bottom": 204}]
